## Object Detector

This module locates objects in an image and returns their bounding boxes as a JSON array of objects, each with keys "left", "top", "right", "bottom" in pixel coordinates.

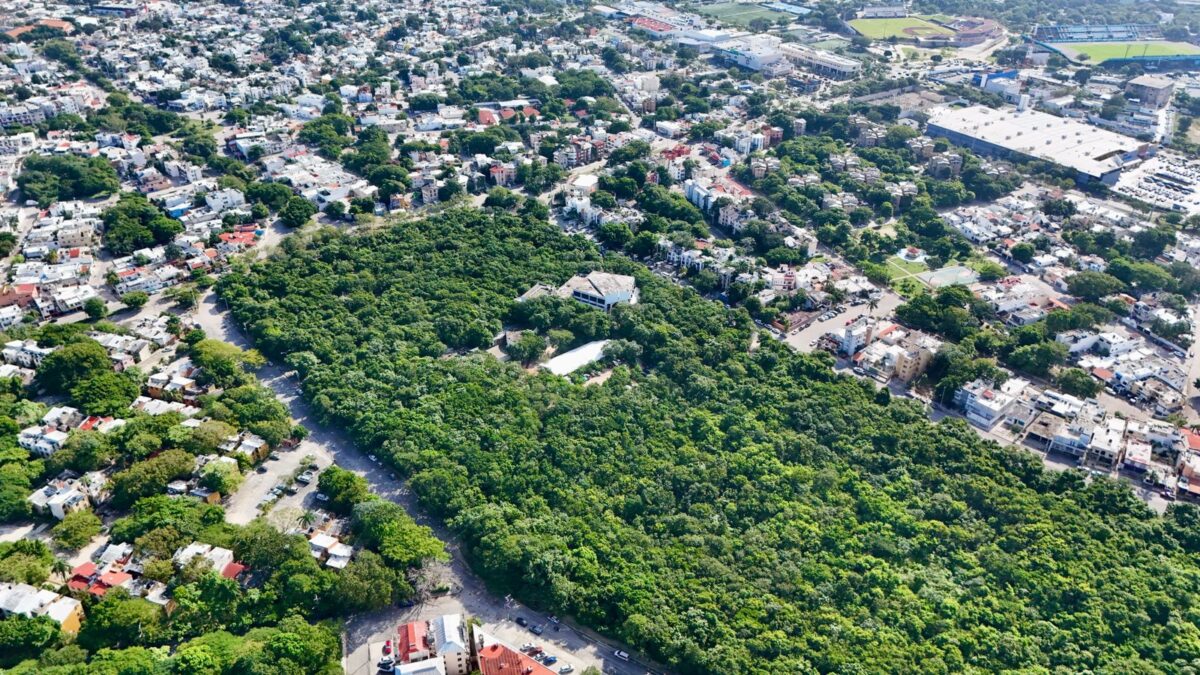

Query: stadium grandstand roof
[{"left": 1032, "top": 23, "right": 1164, "bottom": 43}]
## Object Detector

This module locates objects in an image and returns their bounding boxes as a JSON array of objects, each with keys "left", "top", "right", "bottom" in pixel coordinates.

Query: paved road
[{"left": 184, "top": 290, "right": 658, "bottom": 675}]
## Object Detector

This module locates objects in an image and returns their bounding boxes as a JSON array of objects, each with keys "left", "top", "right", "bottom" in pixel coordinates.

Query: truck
[{"left": 370, "top": 640, "right": 397, "bottom": 674}]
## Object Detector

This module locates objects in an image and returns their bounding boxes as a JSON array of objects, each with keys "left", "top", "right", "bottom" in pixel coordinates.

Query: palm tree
[
  {"left": 51, "top": 558, "right": 71, "bottom": 586},
  {"left": 298, "top": 510, "right": 317, "bottom": 530},
  {"left": 867, "top": 296, "right": 879, "bottom": 318}
]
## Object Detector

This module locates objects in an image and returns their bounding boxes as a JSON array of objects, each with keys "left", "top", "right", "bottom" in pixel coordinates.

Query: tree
[
  {"left": 84, "top": 297, "right": 109, "bottom": 320},
  {"left": 279, "top": 196, "right": 317, "bottom": 228},
  {"left": 78, "top": 589, "right": 164, "bottom": 651},
  {"left": 1010, "top": 242, "right": 1035, "bottom": 263},
  {"left": 331, "top": 550, "right": 411, "bottom": 613},
  {"left": 1007, "top": 341, "right": 1068, "bottom": 378},
  {"left": 184, "top": 420, "right": 238, "bottom": 455},
  {"left": 110, "top": 449, "right": 195, "bottom": 509},
  {"left": 199, "top": 461, "right": 242, "bottom": 496},
  {"left": 71, "top": 371, "right": 141, "bottom": 416},
  {"left": 351, "top": 500, "right": 445, "bottom": 569},
  {"left": 0, "top": 615, "right": 59, "bottom": 668},
  {"left": 52, "top": 509, "right": 102, "bottom": 550},
  {"left": 317, "top": 466, "right": 371, "bottom": 515},
  {"left": 1067, "top": 271, "right": 1126, "bottom": 302},
  {"left": 17, "top": 154, "right": 119, "bottom": 208},
  {"left": 37, "top": 339, "right": 111, "bottom": 395},
  {"left": 121, "top": 291, "right": 149, "bottom": 309},
  {"left": 1056, "top": 367, "right": 1101, "bottom": 398},
  {"left": 323, "top": 201, "right": 346, "bottom": 220},
  {"left": 101, "top": 193, "right": 183, "bottom": 256},
  {"left": 504, "top": 332, "right": 546, "bottom": 365},
  {"left": 190, "top": 339, "right": 265, "bottom": 387}
]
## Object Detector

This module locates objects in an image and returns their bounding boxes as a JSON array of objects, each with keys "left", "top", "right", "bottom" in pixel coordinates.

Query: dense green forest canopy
[{"left": 218, "top": 209, "right": 1200, "bottom": 673}]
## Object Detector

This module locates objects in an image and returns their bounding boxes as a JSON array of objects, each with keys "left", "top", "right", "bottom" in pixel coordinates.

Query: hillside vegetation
[{"left": 217, "top": 208, "right": 1200, "bottom": 673}]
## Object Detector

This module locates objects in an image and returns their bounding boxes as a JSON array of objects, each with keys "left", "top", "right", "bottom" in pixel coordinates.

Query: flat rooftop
[
  {"left": 541, "top": 340, "right": 610, "bottom": 376},
  {"left": 926, "top": 105, "right": 1146, "bottom": 179}
]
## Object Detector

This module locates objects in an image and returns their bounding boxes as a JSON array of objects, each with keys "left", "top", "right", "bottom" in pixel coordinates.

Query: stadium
[
  {"left": 847, "top": 13, "right": 1001, "bottom": 47},
  {"left": 1032, "top": 23, "right": 1200, "bottom": 67}
]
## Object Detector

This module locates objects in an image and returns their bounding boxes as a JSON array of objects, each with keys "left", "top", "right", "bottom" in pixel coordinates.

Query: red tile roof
[
  {"left": 218, "top": 232, "right": 257, "bottom": 247},
  {"left": 1186, "top": 431, "right": 1200, "bottom": 452},
  {"left": 477, "top": 644, "right": 556, "bottom": 675},
  {"left": 98, "top": 571, "right": 131, "bottom": 587},
  {"left": 221, "top": 562, "right": 246, "bottom": 579},
  {"left": 71, "top": 562, "right": 97, "bottom": 578},
  {"left": 397, "top": 621, "right": 429, "bottom": 663}
]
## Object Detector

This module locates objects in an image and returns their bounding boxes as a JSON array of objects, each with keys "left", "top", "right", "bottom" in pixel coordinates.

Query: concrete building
[
  {"left": 0, "top": 583, "right": 84, "bottom": 633},
  {"left": 955, "top": 378, "right": 1031, "bottom": 429},
  {"left": 556, "top": 272, "right": 639, "bottom": 311},
  {"left": 926, "top": 105, "right": 1152, "bottom": 185},
  {"left": 430, "top": 614, "right": 470, "bottom": 675},
  {"left": 780, "top": 44, "right": 862, "bottom": 79},
  {"left": 1125, "top": 74, "right": 1175, "bottom": 109}
]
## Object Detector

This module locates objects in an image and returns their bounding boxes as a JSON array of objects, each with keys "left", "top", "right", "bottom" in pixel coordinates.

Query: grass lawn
[
  {"left": 1053, "top": 40, "right": 1200, "bottom": 63},
  {"left": 891, "top": 277, "right": 927, "bottom": 298},
  {"left": 886, "top": 255, "right": 929, "bottom": 277},
  {"left": 1187, "top": 122, "right": 1200, "bottom": 145},
  {"left": 848, "top": 17, "right": 955, "bottom": 40},
  {"left": 697, "top": 3, "right": 789, "bottom": 27}
]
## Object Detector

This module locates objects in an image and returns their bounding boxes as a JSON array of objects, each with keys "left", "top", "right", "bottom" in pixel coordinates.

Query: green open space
[
  {"left": 695, "top": 2, "right": 790, "bottom": 27},
  {"left": 884, "top": 254, "right": 929, "bottom": 279},
  {"left": 848, "top": 16, "right": 955, "bottom": 40},
  {"left": 1051, "top": 40, "right": 1200, "bottom": 63}
]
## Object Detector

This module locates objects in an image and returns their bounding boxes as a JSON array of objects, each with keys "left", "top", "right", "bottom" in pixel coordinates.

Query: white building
[
  {"left": 556, "top": 272, "right": 638, "bottom": 311},
  {"left": 430, "top": 614, "right": 471, "bottom": 675}
]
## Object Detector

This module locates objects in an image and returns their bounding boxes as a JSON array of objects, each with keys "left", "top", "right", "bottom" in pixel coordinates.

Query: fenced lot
[
  {"left": 697, "top": 2, "right": 789, "bottom": 27},
  {"left": 1049, "top": 40, "right": 1200, "bottom": 63},
  {"left": 848, "top": 17, "right": 955, "bottom": 40}
]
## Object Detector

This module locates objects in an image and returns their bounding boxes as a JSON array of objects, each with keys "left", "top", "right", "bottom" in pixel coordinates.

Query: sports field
[
  {"left": 696, "top": 2, "right": 789, "bottom": 27},
  {"left": 848, "top": 16, "right": 955, "bottom": 40},
  {"left": 1052, "top": 40, "right": 1200, "bottom": 63}
]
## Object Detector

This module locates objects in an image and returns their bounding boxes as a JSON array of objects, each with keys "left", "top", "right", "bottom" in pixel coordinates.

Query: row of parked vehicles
[{"left": 520, "top": 643, "right": 573, "bottom": 672}]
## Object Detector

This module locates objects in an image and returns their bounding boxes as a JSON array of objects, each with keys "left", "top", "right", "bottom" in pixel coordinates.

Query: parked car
[
  {"left": 296, "top": 472, "right": 314, "bottom": 485},
  {"left": 542, "top": 655, "right": 557, "bottom": 665},
  {"left": 315, "top": 493, "right": 330, "bottom": 502},
  {"left": 530, "top": 625, "right": 544, "bottom": 635},
  {"left": 255, "top": 465, "right": 268, "bottom": 474},
  {"left": 558, "top": 666, "right": 574, "bottom": 674},
  {"left": 515, "top": 617, "right": 528, "bottom": 627}
]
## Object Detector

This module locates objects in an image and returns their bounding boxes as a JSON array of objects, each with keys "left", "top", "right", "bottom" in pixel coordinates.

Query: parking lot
[{"left": 784, "top": 291, "right": 904, "bottom": 353}]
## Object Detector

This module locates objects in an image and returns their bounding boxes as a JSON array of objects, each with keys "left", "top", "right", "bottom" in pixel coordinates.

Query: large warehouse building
[{"left": 926, "top": 105, "right": 1153, "bottom": 185}]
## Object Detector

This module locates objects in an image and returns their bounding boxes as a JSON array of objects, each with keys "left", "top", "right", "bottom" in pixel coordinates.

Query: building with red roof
[
  {"left": 66, "top": 562, "right": 97, "bottom": 592},
  {"left": 88, "top": 571, "right": 132, "bottom": 596},
  {"left": 476, "top": 643, "right": 555, "bottom": 675},
  {"left": 398, "top": 621, "right": 432, "bottom": 663},
  {"left": 220, "top": 562, "right": 246, "bottom": 580}
]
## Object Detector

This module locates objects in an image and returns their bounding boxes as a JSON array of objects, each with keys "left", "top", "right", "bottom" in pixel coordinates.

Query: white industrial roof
[
  {"left": 927, "top": 105, "right": 1146, "bottom": 179},
  {"left": 541, "top": 339, "right": 610, "bottom": 376}
]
